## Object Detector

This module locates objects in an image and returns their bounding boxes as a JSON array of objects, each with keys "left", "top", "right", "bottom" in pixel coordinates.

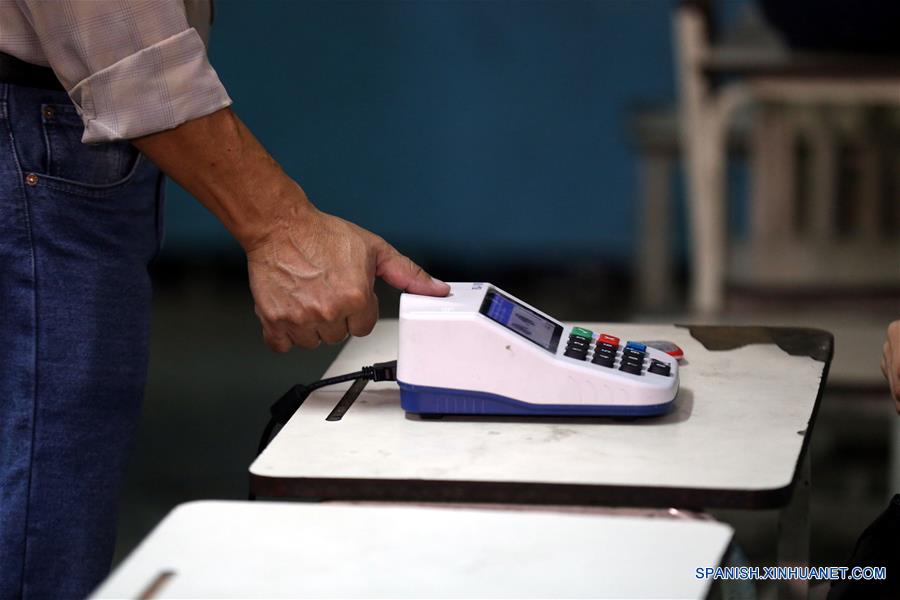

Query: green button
[{"left": 570, "top": 327, "right": 594, "bottom": 339}]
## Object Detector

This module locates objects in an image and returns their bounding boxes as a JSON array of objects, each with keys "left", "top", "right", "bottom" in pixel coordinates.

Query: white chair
[{"left": 673, "top": 0, "right": 900, "bottom": 314}]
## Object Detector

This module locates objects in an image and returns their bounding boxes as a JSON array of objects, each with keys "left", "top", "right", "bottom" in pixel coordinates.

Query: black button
[
  {"left": 564, "top": 348, "right": 588, "bottom": 360},
  {"left": 648, "top": 360, "right": 671, "bottom": 376},
  {"left": 595, "top": 341, "right": 618, "bottom": 353},
  {"left": 593, "top": 348, "right": 615, "bottom": 361},
  {"left": 566, "top": 337, "right": 590, "bottom": 348},
  {"left": 619, "top": 361, "right": 643, "bottom": 375},
  {"left": 591, "top": 353, "right": 615, "bottom": 367},
  {"left": 622, "top": 349, "right": 646, "bottom": 361}
]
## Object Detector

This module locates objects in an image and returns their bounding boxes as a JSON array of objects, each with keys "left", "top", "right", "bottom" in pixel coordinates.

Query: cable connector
[{"left": 362, "top": 360, "right": 398, "bottom": 382}]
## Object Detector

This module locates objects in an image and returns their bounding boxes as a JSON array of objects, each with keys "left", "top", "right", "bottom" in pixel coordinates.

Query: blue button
[{"left": 625, "top": 341, "right": 647, "bottom": 352}]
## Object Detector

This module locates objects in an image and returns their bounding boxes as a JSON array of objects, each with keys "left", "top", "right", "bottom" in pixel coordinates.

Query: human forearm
[
  {"left": 132, "top": 107, "right": 304, "bottom": 250},
  {"left": 132, "top": 107, "right": 449, "bottom": 351}
]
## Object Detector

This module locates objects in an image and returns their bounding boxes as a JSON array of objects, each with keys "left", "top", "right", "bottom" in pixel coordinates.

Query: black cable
[
  {"left": 310, "top": 371, "right": 367, "bottom": 390},
  {"left": 253, "top": 359, "right": 397, "bottom": 461}
]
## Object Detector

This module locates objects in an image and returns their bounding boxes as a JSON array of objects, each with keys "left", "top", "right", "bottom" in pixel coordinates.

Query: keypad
[{"left": 561, "top": 331, "right": 672, "bottom": 377}]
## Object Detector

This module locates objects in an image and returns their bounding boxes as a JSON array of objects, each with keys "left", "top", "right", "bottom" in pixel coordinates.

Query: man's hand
[
  {"left": 883, "top": 320, "right": 900, "bottom": 412},
  {"left": 133, "top": 107, "right": 449, "bottom": 351},
  {"left": 247, "top": 195, "right": 448, "bottom": 351}
]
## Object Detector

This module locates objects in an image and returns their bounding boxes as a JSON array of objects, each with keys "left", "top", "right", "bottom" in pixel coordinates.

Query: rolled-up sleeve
[{"left": 17, "top": 0, "right": 232, "bottom": 142}]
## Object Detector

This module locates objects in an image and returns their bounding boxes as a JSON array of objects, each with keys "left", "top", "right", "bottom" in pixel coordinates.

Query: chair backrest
[
  {"left": 676, "top": 0, "right": 900, "bottom": 293},
  {"left": 739, "top": 103, "right": 900, "bottom": 290}
]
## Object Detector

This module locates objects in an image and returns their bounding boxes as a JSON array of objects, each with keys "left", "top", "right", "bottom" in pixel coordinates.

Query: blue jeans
[{"left": 0, "top": 83, "right": 163, "bottom": 599}]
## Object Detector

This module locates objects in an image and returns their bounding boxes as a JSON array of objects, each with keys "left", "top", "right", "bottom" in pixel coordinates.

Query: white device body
[{"left": 397, "top": 283, "right": 679, "bottom": 415}]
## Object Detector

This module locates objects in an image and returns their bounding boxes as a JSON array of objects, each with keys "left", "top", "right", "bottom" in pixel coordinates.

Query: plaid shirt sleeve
[{"left": 16, "top": 0, "right": 232, "bottom": 142}]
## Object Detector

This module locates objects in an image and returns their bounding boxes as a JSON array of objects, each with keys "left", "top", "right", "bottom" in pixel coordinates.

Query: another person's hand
[
  {"left": 246, "top": 190, "right": 449, "bottom": 351},
  {"left": 882, "top": 320, "right": 900, "bottom": 412}
]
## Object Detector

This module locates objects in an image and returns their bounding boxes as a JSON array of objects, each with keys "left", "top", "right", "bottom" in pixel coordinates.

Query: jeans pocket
[{"left": 40, "top": 103, "right": 142, "bottom": 195}]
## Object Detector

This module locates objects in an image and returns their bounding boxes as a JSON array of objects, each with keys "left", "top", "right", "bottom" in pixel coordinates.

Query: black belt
[{"left": 0, "top": 51, "right": 65, "bottom": 92}]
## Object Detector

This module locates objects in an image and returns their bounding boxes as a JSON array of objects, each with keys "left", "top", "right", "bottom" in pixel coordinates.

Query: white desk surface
[
  {"left": 251, "top": 320, "right": 831, "bottom": 508},
  {"left": 92, "top": 501, "right": 733, "bottom": 599},
  {"left": 660, "top": 310, "right": 885, "bottom": 388}
]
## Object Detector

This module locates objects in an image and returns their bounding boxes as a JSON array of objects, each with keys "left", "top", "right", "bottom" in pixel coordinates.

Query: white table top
[
  {"left": 658, "top": 310, "right": 886, "bottom": 388},
  {"left": 92, "top": 501, "right": 733, "bottom": 599},
  {"left": 251, "top": 320, "right": 831, "bottom": 508}
]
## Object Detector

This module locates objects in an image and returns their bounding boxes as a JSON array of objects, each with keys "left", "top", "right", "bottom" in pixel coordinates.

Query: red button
[{"left": 598, "top": 333, "right": 619, "bottom": 345}]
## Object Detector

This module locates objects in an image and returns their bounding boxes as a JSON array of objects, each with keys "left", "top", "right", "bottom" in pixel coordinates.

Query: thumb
[{"left": 375, "top": 240, "right": 450, "bottom": 296}]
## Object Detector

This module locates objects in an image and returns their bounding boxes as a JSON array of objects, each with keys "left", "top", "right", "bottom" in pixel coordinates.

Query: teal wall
[{"left": 163, "top": 0, "right": 679, "bottom": 266}]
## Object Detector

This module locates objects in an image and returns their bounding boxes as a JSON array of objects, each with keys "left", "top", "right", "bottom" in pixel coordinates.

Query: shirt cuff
[{"left": 68, "top": 28, "right": 232, "bottom": 143}]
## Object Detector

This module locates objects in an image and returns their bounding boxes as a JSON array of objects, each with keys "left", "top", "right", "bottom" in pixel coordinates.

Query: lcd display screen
[{"left": 478, "top": 289, "right": 563, "bottom": 353}]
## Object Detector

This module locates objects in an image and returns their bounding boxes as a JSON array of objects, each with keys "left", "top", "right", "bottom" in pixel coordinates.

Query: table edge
[{"left": 249, "top": 473, "right": 799, "bottom": 510}]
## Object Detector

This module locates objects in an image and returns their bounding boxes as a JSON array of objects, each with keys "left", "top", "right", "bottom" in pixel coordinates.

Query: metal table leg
[{"left": 777, "top": 452, "right": 811, "bottom": 600}]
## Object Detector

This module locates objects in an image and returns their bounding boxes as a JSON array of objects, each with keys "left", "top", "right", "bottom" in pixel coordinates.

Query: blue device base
[{"left": 398, "top": 382, "right": 674, "bottom": 417}]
